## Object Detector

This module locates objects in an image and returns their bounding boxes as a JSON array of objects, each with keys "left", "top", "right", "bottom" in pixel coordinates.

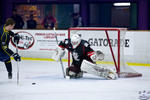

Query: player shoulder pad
[
  {"left": 9, "top": 31, "right": 15, "bottom": 36},
  {"left": 81, "top": 40, "right": 90, "bottom": 47},
  {"left": 64, "top": 39, "right": 69, "bottom": 44},
  {"left": 63, "top": 39, "right": 71, "bottom": 45}
]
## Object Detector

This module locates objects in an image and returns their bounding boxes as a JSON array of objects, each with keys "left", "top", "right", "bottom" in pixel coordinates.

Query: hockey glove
[
  {"left": 52, "top": 46, "right": 65, "bottom": 61},
  {"left": 12, "top": 53, "right": 21, "bottom": 61},
  {"left": 90, "top": 50, "right": 104, "bottom": 62},
  {"left": 14, "top": 34, "right": 20, "bottom": 44},
  {"left": 96, "top": 50, "right": 104, "bottom": 61}
]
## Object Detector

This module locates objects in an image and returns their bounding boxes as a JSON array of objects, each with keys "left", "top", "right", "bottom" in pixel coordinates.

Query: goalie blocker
[{"left": 52, "top": 46, "right": 65, "bottom": 61}]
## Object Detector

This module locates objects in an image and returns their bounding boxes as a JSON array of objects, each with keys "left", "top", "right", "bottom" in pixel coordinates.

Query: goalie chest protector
[{"left": 59, "top": 39, "right": 94, "bottom": 67}]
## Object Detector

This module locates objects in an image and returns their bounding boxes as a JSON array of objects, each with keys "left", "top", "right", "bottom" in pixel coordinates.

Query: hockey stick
[
  {"left": 15, "top": 43, "right": 20, "bottom": 85},
  {"left": 53, "top": 27, "right": 66, "bottom": 78}
]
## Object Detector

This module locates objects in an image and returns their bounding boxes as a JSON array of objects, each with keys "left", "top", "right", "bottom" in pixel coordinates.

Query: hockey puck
[{"left": 32, "top": 83, "right": 36, "bottom": 85}]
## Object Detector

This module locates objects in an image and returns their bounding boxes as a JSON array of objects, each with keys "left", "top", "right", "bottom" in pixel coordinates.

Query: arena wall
[{"left": 9, "top": 29, "right": 150, "bottom": 64}]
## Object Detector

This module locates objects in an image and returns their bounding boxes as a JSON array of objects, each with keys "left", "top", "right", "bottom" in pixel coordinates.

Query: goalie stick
[{"left": 53, "top": 27, "right": 66, "bottom": 78}]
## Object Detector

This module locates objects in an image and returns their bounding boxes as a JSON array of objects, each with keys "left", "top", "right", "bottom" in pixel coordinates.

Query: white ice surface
[{"left": 0, "top": 60, "right": 150, "bottom": 100}]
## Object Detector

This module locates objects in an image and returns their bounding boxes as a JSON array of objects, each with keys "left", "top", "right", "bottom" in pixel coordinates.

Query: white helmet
[{"left": 71, "top": 34, "right": 81, "bottom": 48}]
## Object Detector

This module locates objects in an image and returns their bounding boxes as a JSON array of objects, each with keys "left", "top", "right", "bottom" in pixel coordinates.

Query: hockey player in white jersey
[{"left": 52, "top": 34, "right": 117, "bottom": 79}]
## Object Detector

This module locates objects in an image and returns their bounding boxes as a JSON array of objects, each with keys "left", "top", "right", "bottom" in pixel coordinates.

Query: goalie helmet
[{"left": 71, "top": 34, "right": 81, "bottom": 48}]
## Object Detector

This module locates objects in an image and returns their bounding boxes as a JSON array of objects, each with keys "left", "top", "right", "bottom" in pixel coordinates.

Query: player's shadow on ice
[
  {"left": 26, "top": 75, "right": 63, "bottom": 80},
  {"left": 26, "top": 74, "right": 106, "bottom": 81}
]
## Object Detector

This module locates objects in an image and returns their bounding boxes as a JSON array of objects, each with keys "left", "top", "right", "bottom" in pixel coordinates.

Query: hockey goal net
[{"left": 68, "top": 27, "right": 142, "bottom": 78}]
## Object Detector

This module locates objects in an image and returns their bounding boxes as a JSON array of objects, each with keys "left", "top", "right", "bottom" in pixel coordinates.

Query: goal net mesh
[{"left": 68, "top": 27, "right": 142, "bottom": 78}]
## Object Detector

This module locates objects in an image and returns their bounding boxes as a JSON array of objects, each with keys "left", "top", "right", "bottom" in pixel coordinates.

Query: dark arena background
[{"left": 0, "top": 0, "right": 150, "bottom": 30}]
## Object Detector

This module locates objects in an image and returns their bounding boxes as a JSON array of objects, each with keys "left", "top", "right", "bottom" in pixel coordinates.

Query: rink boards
[{"left": 9, "top": 29, "right": 150, "bottom": 65}]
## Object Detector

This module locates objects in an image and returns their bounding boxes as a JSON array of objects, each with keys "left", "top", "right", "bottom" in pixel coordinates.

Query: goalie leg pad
[{"left": 81, "top": 60, "right": 118, "bottom": 80}]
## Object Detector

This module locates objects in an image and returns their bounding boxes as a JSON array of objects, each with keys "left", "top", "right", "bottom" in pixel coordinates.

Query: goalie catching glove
[
  {"left": 52, "top": 46, "right": 65, "bottom": 61},
  {"left": 90, "top": 50, "right": 104, "bottom": 62}
]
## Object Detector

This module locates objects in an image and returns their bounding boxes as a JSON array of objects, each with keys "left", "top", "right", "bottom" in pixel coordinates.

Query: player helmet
[{"left": 71, "top": 34, "right": 81, "bottom": 48}]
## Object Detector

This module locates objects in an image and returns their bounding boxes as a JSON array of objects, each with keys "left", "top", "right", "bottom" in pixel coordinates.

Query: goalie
[{"left": 52, "top": 34, "right": 117, "bottom": 80}]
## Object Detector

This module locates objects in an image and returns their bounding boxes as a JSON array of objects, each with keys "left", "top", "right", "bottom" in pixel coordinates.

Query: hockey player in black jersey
[
  {"left": 0, "top": 18, "right": 21, "bottom": 79},
  {"left": 52, "top": 34, "right": 117, "bottom": 79}
]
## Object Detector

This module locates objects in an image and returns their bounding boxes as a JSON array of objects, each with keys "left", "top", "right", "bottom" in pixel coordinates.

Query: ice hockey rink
[{"left": 0, "top": 60, "right": 150, "bottom": 100}]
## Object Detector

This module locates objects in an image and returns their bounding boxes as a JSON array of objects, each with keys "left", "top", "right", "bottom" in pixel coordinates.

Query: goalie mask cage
[{"left": 68, "top": 27, "right": 142, "bottom": 78}]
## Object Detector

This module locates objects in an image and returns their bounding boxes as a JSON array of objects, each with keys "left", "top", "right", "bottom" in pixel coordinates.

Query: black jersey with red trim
[
  {"left": 0, "top": 25, "right": 15, "bottom": 61},
  {"left": 59, "top": 39, "right": 95, "bottom": 68}
]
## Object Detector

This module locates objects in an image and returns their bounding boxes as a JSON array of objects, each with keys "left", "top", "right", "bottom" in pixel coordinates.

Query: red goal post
[{"left": 68, "top": 27, "right": 142, "bottom": 78}]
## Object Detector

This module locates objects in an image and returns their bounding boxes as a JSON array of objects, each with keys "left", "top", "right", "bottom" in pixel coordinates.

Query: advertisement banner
[
  {"left": 9, "top": 29, "right": 134, "bottom": 58},
  {"left": 10, "top": 30, "right": 68, "bottom": 58}
]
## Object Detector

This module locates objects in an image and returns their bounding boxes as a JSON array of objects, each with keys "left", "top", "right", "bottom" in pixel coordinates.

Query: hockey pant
[
  {"left": 66, "top": 65, "right": 83, "bottom": 78},
  {"left": 4, "top": 58, "right": 12, "bottom": 73}
]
